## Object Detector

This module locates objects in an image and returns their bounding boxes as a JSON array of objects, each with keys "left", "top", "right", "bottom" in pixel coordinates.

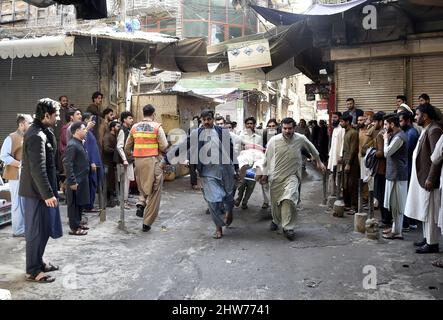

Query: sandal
[
  {"left": 79, "top": 225, "right": 89, "bottom": 230},
  {"left": 432, "top": 260, "right": 443, "bottom": 268},
  {"left": 382, "top": 228, "right": 392, "bottom": 234},
  {"left": 69, "top": 229, "right": 88, "bottom": 236},
  {"left": 42, "top": 262, "right": 59, "bottom": 272},
  {"left": 382, "top": 232, "right": 403, "bottom": 240},
  {"left": 26, "top": 272, "right": 55, "bottom": 283},
  {"left": 224, "top": 213, "right": 233, "bottom": 226},
  {"left": 212, "top": 230, "right": 223, "bottom": 239}
]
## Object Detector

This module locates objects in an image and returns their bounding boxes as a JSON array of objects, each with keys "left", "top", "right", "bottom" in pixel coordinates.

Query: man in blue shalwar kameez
[{"left": 166, "top": 110, "right": 238, "bottom": 239}]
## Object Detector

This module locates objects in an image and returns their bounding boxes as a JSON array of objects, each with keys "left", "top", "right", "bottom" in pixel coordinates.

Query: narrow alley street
[{"left": 1, "top": 165, "right": 442, "bottom": 300}]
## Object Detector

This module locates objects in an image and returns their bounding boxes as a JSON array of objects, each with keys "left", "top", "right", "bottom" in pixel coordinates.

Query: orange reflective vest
[{"left": 131, "top": 122, "right": 160, "bottom": 157}]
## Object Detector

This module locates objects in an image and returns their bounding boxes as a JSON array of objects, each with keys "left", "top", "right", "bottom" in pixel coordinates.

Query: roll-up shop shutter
[
  {"left": 336, "top": 58, "right": 406, "bottom": 114},
  {"left": 412, "top": 55, "right": 443, "bottom": 110},
  {"left": 0, "top": 37, "right": 100, "bottom": 142}
]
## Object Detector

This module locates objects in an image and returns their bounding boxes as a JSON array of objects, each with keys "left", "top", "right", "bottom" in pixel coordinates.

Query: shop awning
[
  {"left": 0, "top": 35, "right": 74, "bottom": 59},
  {"left": 250, "top": 0, "right": 370, "bottom": 26},
  {"left": 69, "top": 28, "right": 209, "bottom": 73}
]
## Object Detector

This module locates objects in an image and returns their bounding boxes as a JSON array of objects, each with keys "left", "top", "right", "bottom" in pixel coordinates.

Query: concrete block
[
  {"left": 354, "top": 212, "right": 367, "bottom": 233},
  {"left": 0, "top": 289, "right": 11, "bottom": 300},
  {"left": 333, "top": 200, "right": 344, "bottom": 217}
]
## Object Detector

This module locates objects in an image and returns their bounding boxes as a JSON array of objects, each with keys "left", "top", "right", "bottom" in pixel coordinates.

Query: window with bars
[
  {"left": 142, "top": 16, "right": 177, "bottom": 35},
  {"left": 0, "top": 0, "right": 29, "bottom": 24}
]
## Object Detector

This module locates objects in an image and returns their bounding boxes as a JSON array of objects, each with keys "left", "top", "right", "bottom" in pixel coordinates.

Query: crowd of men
[
  {"left": 327, "top": 94, "right": 443, "bottom": 270},
  {"left": 2, "top": 91, "right": 443, "bottom": 283},
  {"left": 1, "top": 95, "right": 167, "bottom": 282}
]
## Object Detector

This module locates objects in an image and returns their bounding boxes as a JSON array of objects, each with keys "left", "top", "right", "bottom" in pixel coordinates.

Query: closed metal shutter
[
  {"left": 0, "top": 37, "right": 100, "bottom": 142},
  {"left": 336, "top": 58, "right": 406, "bottom": 114},
  {"left": 412, "top": 55, "right": 443, "bottom": 109}
]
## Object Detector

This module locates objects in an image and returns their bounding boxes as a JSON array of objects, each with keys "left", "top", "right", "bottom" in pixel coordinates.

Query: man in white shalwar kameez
[
  {"left": 327, "top": 112, "right": 345, "bottom": 196},
  {"left": 261, "top": 118, "right": 325, "bottom": 241},
  {"left": 381, "top": 115, "right": 409, "bottom": 240},
  {"left": 404, "top": 103, "right": 443, "bottom": 254},
  {"left": 430, "top": 134, "right": 443, "bottom": 267}
]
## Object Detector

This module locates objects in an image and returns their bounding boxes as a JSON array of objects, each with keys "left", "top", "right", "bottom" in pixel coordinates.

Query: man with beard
[
  {"left": 357, "top": 115, "right": 369, "bottom": 206},
  {"left": 373, "top": 112, "right": 392, "bottom": 227},
  {"left": 343, "top": 98, "right": 364, "bottom": 128},
  {"left": 405, "top": 103, "right": 443, "bottom": 254},
  {"left": 327, "top": 112, "right": 345, "bottom": 198},
  {"left": 125, "top": 105, "right": 168, "bottom": 232},
  {"left": 116, "top": 111, "right": 135, "bottom": 210},
  {"left": 339, "top": 114, "right": 359, "bottom": 214},
  {"left": 1, "top": 114, "right": 33, "bottom": 237},
  {"left": 398, "top": 111, "right": 419, "bottom": 231},
  {"left": 81, "top": 112, "right": 103, "bottom": 212},
  {"left": 166, "top": 110, "right": 238, "bottom": 239},
  {"left": 295, "top": 119, "right": 311, "bottom": 141},
  {"left": 87, "top": 91, "right": 103, "bottom": 142},
  {"left": 382, "top": 114, "right": 408, "bottom": 240},
  {"left": 64, "top": 122, "right": 90, "bottom": 236},
  {"left": 260, "top": 117, "right": 325, "bottom": 241},
  {"left": 20, "top": 99, "right": 62, "bottom": 283},
  {"left": 103, "top": 120, "right": 121, "bottom": 207},
  {"left": 98, "top": 108, "right": 115, "bottom": 155},
  {"left": 260, "top": 119, "right": 280, "bottom": 209}
]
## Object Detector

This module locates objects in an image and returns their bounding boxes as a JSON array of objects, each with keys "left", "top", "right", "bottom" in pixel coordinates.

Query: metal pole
[
  {"left": 100, "top": 166, "right": 107, "bottom": 222},
  {"left": 118, "top": 164, "right": 126, "bottom": 231},
  {"left": 332, "top": 166, "right": 337, "bottom": 196},
  {"left": 322, "top": 168, "right": 328, "bottom": 205},
  {"left": 358, "top": 178, "right": 363, "bottom": 213},
  {"left": 368, "top": 177, "right": 374, "bottom": 220}
]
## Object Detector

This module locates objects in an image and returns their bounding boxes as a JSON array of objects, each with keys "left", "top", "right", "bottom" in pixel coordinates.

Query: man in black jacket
[
  {"left": 343, "top": 98, "right": 364, "bottom": 128},
  {"left": 19, "top": 99, "right": 61, "bottom": 283},
  {"left": 64, "top": 122, "right": 90, "bottom": 236}
]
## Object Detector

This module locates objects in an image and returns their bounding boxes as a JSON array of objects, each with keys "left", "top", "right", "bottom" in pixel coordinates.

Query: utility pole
[{"left": 120, "top": 0, "right": 126, "bottom": 21}]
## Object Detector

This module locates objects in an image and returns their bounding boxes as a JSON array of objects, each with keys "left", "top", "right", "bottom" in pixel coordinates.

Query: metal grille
[
  {"left": 0, "top": 37, "right": 100, "bottom": 141},
  {"left": 412, "top": 55, "right": 443, "bottom": 109},
  {"left": 336, "top": 58, "right": 406, "bottom": 113}
]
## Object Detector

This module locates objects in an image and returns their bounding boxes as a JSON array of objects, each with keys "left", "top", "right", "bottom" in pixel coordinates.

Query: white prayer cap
[{"left": 399, "top": 103, "right": 413, "bottom": 114}]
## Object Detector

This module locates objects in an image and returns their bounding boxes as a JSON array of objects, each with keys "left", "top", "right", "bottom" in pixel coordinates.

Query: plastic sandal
[
  {"left": 432, "top": 260, "right": 443, "bottom": 268},
  {"left": 26, "top": 273, "right": 55, "bottom": 283},
  {"left": 224, "top": 213, "right": 233, "bottom": 226},
  {"left": 212, "top": 230, "right": 223, "bottom": 239},
  {"left": 42, "top": 263, "right": 59, "bottom": 272},
  {"left": 69, "top": 229, "right": 88, "bottom": 236}
]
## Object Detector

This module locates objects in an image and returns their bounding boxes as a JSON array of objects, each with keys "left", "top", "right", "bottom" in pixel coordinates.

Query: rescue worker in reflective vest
[{"left": 124, "top": 104, "right": 168, "bottom": 232}]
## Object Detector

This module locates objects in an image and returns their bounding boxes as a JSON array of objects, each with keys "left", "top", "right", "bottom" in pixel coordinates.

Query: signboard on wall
[
  {"left": 305, "top": 84, "right": 331, "bottom": 95},
  {"left": 227, "top": 39, "right": 272, "bottom": 72}
]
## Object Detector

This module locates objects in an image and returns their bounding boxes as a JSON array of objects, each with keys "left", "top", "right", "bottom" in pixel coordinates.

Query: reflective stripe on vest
[{"left": 132, "top": 125, "right": 159, "bottom": 157}]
